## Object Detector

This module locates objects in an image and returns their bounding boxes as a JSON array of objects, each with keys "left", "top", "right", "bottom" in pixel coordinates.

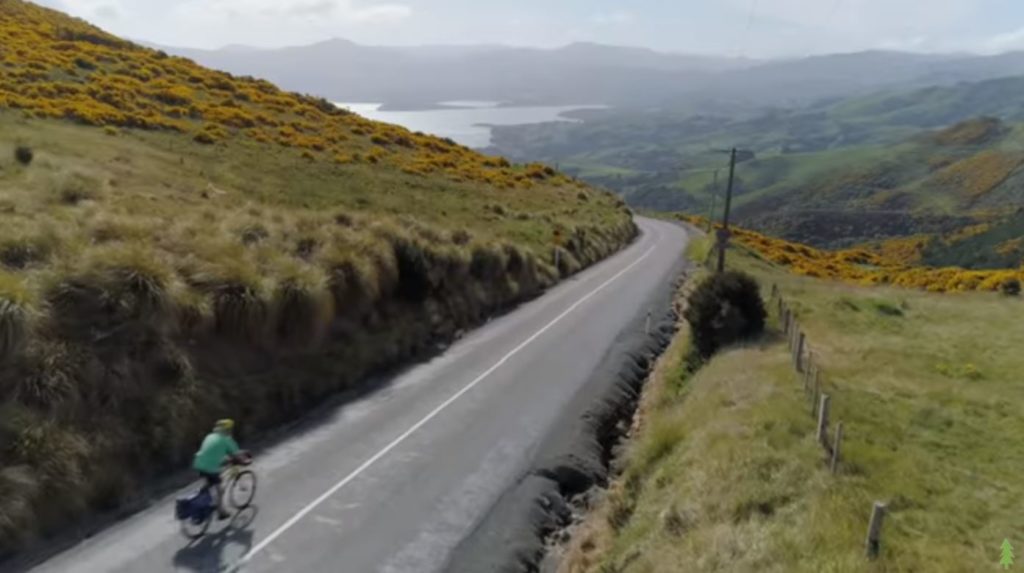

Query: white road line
[{"left": 233, "top": 241, "right": 660, "bottom": 569}]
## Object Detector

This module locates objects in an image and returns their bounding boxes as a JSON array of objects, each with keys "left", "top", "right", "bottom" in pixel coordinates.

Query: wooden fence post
[
  {"left": 777, "top": 297, "right": 784, "bottom": 319},
  {"left": 810, "top": 373, "right": 821, "bottom": 418},
  {"left": 795, "top": 332, "right": 806, "bottom": 373},
  {"left": 771, "top": 283, "right": 778, "bottom": 301},
  {"left": 830, "top": 422, "right": 844, "bottom": 474},
  {"left": 783, "top": 309, "right": 792, "bottom": 336},
  {"left": 817, "top": 394, "right": 831, "bottom": 447},
  {"left": 804, "top": 363, "right": 815, "bottom": 394},
  {"left": 865, "top": 502, "right": 887, "bottom": 559}
]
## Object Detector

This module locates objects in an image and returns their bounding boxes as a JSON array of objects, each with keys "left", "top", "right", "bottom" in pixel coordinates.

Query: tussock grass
[
  {"left": 52, "top": 171, "right": 103, "bottom": 205},
  {"left": 0, "top": 271, "right": 31, "bottom": 362},
  {"left": 561, "top": 247, "right": 1024, "bottom": 572},
  {"left": 272, "top": 259, "right": 333, "bottom": 347},
  {"left": 0, "top": 464, "right": 39, "bottom": 546},
  {"left": 0, "top": 108, "right": 635, "bottom": 554},
  {"left": 209, "top": 275, "right": 271, "bottom": 342},
  {"left": 89, "top": 214, "right": 153, "bottom": 244},
  {"left": 0, "top": 220, "right": 62, "bottom": 270}
]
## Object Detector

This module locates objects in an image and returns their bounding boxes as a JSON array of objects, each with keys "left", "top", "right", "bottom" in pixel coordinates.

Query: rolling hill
[
  {"left": 489, "top": 77, "right": 1024, "bottom": 265},
  {"left": 0, "top": 0, "right": 635, "bottom": 556}
]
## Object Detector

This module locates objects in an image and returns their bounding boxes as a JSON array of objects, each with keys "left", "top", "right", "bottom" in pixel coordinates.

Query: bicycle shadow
[{"left": 172, "top": 506, "right": 259, "bottom": 573}]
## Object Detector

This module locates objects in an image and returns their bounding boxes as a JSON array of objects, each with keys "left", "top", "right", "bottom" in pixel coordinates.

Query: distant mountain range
[
  {"left": 162, "top": 40, "right": 1024, "bottom": 111},
  {"left": 162, "top": 40, "right": 751, "bottom": 109}
]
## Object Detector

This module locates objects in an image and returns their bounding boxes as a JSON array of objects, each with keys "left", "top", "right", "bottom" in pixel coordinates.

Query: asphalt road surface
[{"left": 25, "top": 217, "right": 689, "bottom": 573}]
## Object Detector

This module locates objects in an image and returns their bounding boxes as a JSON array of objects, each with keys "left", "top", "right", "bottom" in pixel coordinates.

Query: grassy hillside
[
  {"left": 919, "top": 210, "right": 1024, "bottom": 269},
  {"left": 559, "top": 239, "right": 1024, "bottom": 572},
  {"left": 0, "top": 0, "right": 635, "bottom": 555}
]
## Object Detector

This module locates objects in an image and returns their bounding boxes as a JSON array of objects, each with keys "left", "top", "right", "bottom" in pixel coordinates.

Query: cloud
[
  {"left": 983, "top": 27, "right": 1024, "bottom": 54},
  {"left": 288, "top": 0, "right": 338, "bottom": 17},
  {"left": 282, "top": 0, "right": 411, "bottom": 22},
  {"left": 349, "top": 4, "right": 412, "bottom": 23},
  {"left": 33, "top": 0, "right": 66, "bottom": 9},
  {"left": 708, "top": 0, "right": 983, "bottom": 56},
  {"left": 94, "top": 4, "right": 118, "bottom": 19},
  {"left": 174, "top": 0, "right": 409, "bottom": 25},
  {"left": 877, "top": 36, "right": 929, "bottom": 52},
  {"left": 592, "top": 10, "right": 634, "bottom": 26},
  {"left": 726, "top": 0, "right": 971, "bottom": 31}
]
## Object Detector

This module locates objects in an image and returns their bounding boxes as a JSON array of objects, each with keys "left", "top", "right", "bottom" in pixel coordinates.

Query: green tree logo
[{"left": 1002, "top": 539, "right": 1015, "bottom": 570}]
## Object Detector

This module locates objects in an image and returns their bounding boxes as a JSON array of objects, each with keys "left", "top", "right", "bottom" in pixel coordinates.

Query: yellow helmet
[{"left": 214, "top": 419, "right": 235, "bottom": 432}]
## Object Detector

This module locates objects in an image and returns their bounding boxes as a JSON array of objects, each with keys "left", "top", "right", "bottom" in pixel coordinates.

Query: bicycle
[{"left": 176, "top": 454, "right": 257, "bottom": 540}]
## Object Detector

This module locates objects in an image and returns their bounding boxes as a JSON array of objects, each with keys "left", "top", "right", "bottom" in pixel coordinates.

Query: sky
[{"left": 34, "top": 0, "right": 1024, "bottom": 57}]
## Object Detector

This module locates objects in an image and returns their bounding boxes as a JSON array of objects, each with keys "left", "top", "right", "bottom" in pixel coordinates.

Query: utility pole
[
  {"left": 716, "top": 148, "right": 738, "bottom": 273},
  {"left": 706, "top": 169, "right": 719, "bottom": 233}
]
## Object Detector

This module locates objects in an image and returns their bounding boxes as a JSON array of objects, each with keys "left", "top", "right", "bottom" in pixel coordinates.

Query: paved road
[{"left": 25, "top": 218, "right": 689, "bottom": 573}]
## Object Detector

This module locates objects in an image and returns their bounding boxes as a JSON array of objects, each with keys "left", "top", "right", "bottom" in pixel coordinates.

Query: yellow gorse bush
[
  {"left": 683, "top": 215, "right": 1024, "bottom": 293},
  {"left": 0, "top": 0, "right": 569, "bottom": 190},
  {"left": 930, "top": 150, "right": 1024, "bottom": 199}
]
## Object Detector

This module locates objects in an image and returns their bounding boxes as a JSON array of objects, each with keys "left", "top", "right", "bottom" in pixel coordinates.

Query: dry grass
[{"left": 560, "top": 245, "right": 1024, "bottom": 572}]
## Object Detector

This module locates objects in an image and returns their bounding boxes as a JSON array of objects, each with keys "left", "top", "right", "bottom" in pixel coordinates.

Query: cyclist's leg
[{"left": 199, "top": 471, "right": 228, "bottom": 517}]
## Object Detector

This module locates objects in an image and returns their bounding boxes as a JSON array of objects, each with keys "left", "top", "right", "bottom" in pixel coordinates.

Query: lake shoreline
[{"left": 335, "top": 101, "right": 609, "bottom": 148}]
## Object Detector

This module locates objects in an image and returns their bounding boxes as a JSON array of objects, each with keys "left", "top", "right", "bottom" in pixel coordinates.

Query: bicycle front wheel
[{"left": 229, "top": 470, "right": 257, "bottom": 509}]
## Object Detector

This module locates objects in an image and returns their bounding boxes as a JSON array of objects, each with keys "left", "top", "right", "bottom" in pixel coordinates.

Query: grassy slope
[
  {"left": 922, "top": 211, "right": 1024, "bottom": 269},
  {"left": 560, "top": 239, "right": 1024, "bottom": 572},
  {"left": 0, "top": 0, "right": 635, "bottom": 554}
]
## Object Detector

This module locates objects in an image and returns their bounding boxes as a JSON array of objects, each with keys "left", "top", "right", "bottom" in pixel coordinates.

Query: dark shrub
[
  {"left": 333, "top": 211, "right": 353, "bottom": 226},
  {"left": 74, "top": 57, "right": 97, "bottom": 70},
  {"left": 871, "top": 300, "right": 904, "bottom": 317},
  {"left": 14, "top": 146, "right": 33, "bottom": 166},
  {"left": 684, "top": 271, "right": 766, "bottom": 363},
  {"left": 392, "top": 239, "right": 430, "bottom": 301},
  {"left": 451, "top": 229, "right": 472, "bottom": 246},
  {"left": 470, "top": 246, "right": 504, "bottom": 282},
  {"left": 239, "top": 224, "right": 269, "bottom": 245},
  {"left": 1000, "top": 278, "right": 1021, "bottom": 297}
]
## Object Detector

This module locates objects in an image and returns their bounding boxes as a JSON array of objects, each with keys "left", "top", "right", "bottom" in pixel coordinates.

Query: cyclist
[{"left": 193, "top": 419, "right": 247, "bottom": 519}]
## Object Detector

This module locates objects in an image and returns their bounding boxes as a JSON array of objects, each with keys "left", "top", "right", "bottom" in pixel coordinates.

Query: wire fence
[{"left": 768, "top": 283, "right": 888, "bottom": 560}]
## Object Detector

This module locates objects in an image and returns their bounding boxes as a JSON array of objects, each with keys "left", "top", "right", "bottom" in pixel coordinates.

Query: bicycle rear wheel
[
  {"left": 228, "top": 470, "right": 257, "bottom": 509},
  {"left": 180, "top": 512, "right": 212, "bottom": 540}
]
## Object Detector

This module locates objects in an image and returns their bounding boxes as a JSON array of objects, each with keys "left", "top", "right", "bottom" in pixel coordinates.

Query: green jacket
[{"left": 193, "top": 432, "right": 240, "bottom": 474}]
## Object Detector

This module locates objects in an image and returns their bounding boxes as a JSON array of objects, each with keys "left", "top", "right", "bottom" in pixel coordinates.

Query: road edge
[{"left": 444, "top": 248, "right": 691, "bottom": 573}]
